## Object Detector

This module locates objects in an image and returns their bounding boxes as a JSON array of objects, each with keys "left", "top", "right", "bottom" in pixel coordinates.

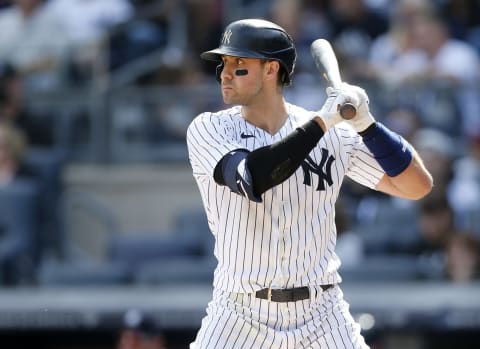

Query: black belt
[{"left": 255, "top": 284, "right": 333, "bottom": 302}]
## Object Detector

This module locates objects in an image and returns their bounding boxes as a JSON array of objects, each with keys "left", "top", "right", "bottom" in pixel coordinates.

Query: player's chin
[{"left": 222, "top": 93, "right": 236, "bottom": 105}]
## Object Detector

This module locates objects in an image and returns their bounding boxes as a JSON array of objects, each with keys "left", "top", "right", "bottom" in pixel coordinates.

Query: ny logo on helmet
[{"left": 222, "top": 29, "right": 233, "bottom": 45}]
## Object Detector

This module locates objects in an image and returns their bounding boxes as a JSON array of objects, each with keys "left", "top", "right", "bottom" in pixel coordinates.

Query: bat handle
[{"left": 339, "top": 103, "right": 356, "bottom": 120}]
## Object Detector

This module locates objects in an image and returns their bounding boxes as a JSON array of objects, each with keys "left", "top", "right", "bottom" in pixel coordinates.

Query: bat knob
[{"left": 339, "top": 103, "right": 356, "bottom": 120}]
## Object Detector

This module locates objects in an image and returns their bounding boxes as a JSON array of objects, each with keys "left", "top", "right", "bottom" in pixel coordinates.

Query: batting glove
[
  {"left": 341, "top": 83, "right": 376, "bottom": 133},
  {"left": 317, "top": 86, "right": 359, "bottom": 130}
]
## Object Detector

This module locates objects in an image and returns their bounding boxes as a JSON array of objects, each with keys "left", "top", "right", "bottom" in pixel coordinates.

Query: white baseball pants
[{"left": 190, "top": 285, "right": 369, "bottom": 349}]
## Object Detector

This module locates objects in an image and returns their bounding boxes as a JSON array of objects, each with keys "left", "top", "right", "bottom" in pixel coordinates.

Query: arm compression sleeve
[{"left": 213, "top": 119, "right": 324, "bottom": 202}]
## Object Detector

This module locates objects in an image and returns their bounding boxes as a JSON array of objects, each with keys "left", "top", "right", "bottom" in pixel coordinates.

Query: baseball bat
[{"left": 310, "top": 39, "right": 356, "bottom": 120}]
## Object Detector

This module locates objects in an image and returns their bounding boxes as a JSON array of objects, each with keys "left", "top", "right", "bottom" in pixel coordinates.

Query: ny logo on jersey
[{"left": 301, "top": 150, "right": 335, "bottom": 191}]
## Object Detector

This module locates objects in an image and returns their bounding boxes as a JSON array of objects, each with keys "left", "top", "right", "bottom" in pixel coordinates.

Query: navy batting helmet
[{"left": 201, "top": 19, "right": 297, "bottom": 85}]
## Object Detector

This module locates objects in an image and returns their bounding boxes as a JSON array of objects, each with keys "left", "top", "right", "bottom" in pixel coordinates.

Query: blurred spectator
[
  {"left": 269, "top": 0, "right": 331, "bottom": 110},
  {"left": 0, "top": 63, "right": 23, "bottom": 123},
  {"left": 147, "top": 0, "right": 222, "bottom": 85},
  {"left": 409, "top": 13, "right": 480, "bottom": 136},
  {"left": 117, "top": 309, "right": 167, "bottom": 349},
  {"left": 0, "top": 122, "right": 40, "bottom": 285},
  {"left": 438, "top": 0, "right": 480, "bottom": 41},
  {"left": 46, "top": 0, "right": 135, "bottom": 82},
  {"left": 0, "top": 0, "right": 70, "bottom": 92},
  {"left": 395, "top": 194, "right": 454, "bottom": 279},
  {"left": 106, "top": 0, "right": 218, "bottom": 86},
  {"left": 445, "top": 232, "right": 480, "bottom": 283},
  {"left": 47, "top": 0, "right": 133, "bottom": 48},
  {"left": 403, "top": 193, "right": 479, "bottom": 282},
  {"left": 367, "top": 0, "right": 434, "bottom": 85},
  {"left": 269, "top": 0, "right": 303, "bottom": 40},
  {"left": 186, "top": 0, "right": 223, "bottom": 56},
  {"left": 269, "top": 0, "right": 331, "bottom": 49},
  {"left": 0, "top": 62, "right": 55, "bottom": 146},
  {"left": 0, "top": 122, "right": 32, "bottom": 184},
  {"left": 0, "top": 1, "right": 10, "bottom": 10},
  {"left": 415, "top": 195, "right": 456, "bottom": 256},
  {"left": 365, "top": 4, "right": 480, "bottom": 138},
  {"left": 408, "top": 13, "right": 480, "bottom": 85},
  {"left": 0, "top": 63, "right": 64, "bottom": 260},
  {"left": 448, "top": 131, "right": 480, "bottom": 232},
  {"left": 326, "top": 0, "right": 388, "bottom": 81},
  {"left": 327, "top": 0, "right": 388, "bottom": 42},
  {"left": 382, "top": 103, "right": 423, "bottom": 143},
  {"left": 411, "top": 128, "right": 456, "bottom": 195}
]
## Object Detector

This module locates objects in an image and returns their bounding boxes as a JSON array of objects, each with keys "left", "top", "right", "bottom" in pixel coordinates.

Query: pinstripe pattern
[
  {"left": 190, "top": 286, "right": 368, "bottom": 349},
  {"left": 187, "top": 102, "right": 382, "bottom": 348},
  {"left": 187, "top": 103, "right": 383, "bottom": 293}
]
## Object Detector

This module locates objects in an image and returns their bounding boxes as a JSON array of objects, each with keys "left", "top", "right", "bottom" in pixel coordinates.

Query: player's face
[{"left": 219, "top": 56, "right": 267, "bottom": 105}]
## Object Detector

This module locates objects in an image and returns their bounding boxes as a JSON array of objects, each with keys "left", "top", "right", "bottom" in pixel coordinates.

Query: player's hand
[
  {"left": 341, "top": 83, "right": 376, "bottom": 133},
  {"left": 317, "top": 86, "right": 359, "bottom": 130}
]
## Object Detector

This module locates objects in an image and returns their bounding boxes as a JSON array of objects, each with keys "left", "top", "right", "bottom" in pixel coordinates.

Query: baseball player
[{"left": 186, "top": 19, "right": 432, "bottom": 349}]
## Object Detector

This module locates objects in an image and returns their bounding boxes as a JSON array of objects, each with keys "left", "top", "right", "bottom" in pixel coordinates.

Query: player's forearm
[{"left": 376, "top": 151, "right": 433, "bottom": 200}]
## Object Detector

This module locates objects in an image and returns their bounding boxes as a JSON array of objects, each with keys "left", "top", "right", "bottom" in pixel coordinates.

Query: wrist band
[{"left": 360, "top": 122, "right": 413, "bottom": 177}]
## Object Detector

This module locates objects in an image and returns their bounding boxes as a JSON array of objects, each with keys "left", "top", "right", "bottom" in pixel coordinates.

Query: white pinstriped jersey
[{"left": 187, "top": 103, "right": 384, "bottom": 293}]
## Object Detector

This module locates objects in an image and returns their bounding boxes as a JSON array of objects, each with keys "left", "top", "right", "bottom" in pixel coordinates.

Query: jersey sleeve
[
  {"left": 345, "top": 129, "right": 385, "bottom": 189},
  {"left": 186, "top": 112, "right": 246, "bottom": 178}
]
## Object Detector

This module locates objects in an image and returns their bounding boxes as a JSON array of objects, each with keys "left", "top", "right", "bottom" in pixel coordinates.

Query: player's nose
[{"left": 220, "top": 65, "right": 234, "bottom": 81}]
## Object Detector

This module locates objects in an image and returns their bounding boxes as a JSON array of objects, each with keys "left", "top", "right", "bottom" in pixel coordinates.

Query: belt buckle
[{"left": 267, "top": 288, "right": 272, "bottom": 302}]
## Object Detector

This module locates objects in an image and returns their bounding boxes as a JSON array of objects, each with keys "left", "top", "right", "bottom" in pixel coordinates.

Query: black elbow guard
[{"left": 214, "top": 150, "right": 262, "bottom": 202}]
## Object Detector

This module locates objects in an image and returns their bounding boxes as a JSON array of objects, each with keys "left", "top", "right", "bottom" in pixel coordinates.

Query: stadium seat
[
  {"left": 107, "top": 232, "right": 205, "bottom": 272},
  {"left": 37, "top": 260, "right": 130, "bottom": 286},
  {"left": 0, "top": 179, "right": 40, "bottom": 285},
  {"left": 134, "top": 256, "right": 216, "bottom": 285},
  {"left": 173, "top": 208, "right": 215, "bottom": 256},
  {"left": 23, "top": 148, "right": 67, "bottom": 257},
  {"left": 340, "top": 255, "right": 422, "bottom": 283}
]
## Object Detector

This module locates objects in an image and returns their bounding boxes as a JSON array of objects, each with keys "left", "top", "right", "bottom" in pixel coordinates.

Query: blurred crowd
[{"left": 0, "top": 0, "right": 478, "bottom": 293}]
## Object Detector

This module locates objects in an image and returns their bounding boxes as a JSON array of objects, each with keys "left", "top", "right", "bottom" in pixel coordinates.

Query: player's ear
[{"left": 264, "top": 60, "right": 280, "bottom": 81}]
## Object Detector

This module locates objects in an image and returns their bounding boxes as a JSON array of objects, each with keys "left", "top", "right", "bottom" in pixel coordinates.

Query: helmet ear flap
[
  {"left": 215, "top": 62, "right": 224, "bottom": 83},
  {"left": 280, "top": 68, "right": 290, "bottom": 86}
]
